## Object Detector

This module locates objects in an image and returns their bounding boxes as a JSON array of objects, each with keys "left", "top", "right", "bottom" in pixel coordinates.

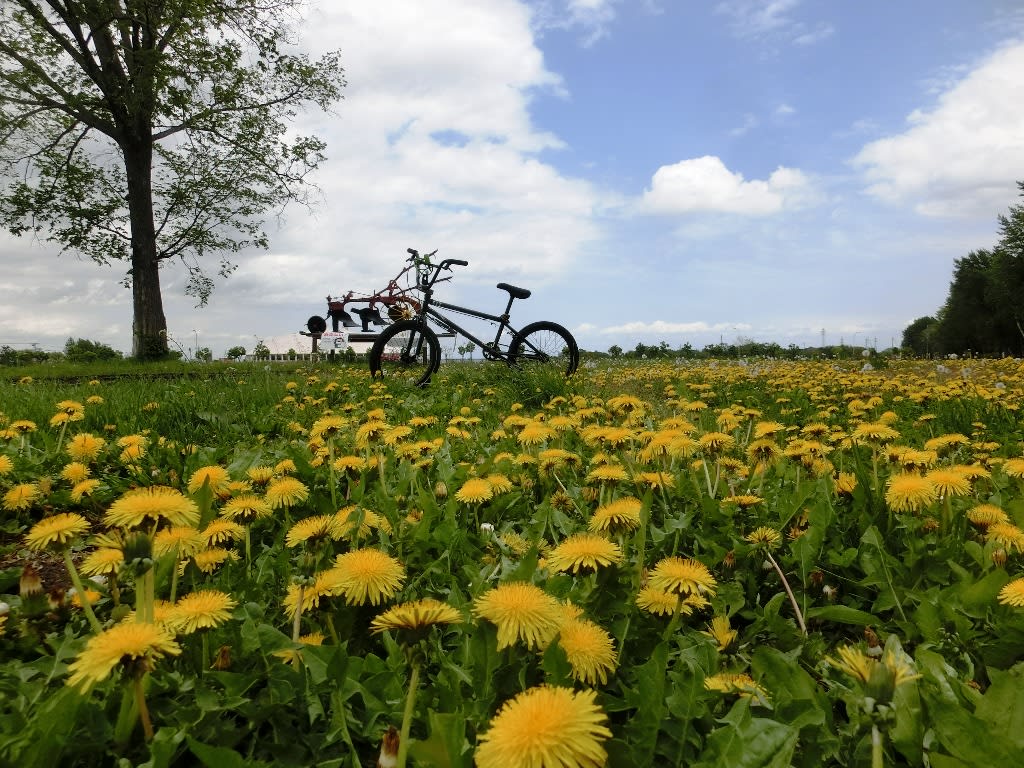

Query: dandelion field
[{"left": 2, "top": 357, "right": 1024, "bottom": 767}]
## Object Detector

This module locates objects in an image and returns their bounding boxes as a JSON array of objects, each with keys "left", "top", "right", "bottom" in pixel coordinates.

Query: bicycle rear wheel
[
  {"left": 508, "top": 321, "right": 579, "bottom": 377},
  {"left": 369, "top": 320, "right": 441, "bottom": 387}
]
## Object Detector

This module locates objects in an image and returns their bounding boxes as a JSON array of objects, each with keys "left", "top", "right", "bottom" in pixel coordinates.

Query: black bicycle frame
[{"left": 422, "top": 298, "right": 521, "bottom": 357}]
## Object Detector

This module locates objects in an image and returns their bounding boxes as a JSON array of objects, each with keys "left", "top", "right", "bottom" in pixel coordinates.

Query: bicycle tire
[
  {"left": 508, "top": 321, "right": 579, "bottom": 377},
  {"left": 368, "top": 320, "right": 441, "bottom": 387}
]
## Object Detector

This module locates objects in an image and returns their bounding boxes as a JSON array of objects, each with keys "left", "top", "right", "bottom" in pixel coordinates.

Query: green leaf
[
  {"left": 694, "top": 699, "right": 798, "bottom": 768},
  {"left": 623, "top": 641, "right": 669, "bottom": 765},
  {"left": 973, "top": 664, "right": 1024, "bottom": 751},
  {"left": 15, "top": 687, "right": 85, "bottom": 768},
  {"left": 804, "top": 605, "right": 879, "bottom": 626},
  {"left": 408, "top": 711, "right": 470, "bottom": 768},
  {"left": 187, "top": 737, "right": 256, "bottom": 768}
]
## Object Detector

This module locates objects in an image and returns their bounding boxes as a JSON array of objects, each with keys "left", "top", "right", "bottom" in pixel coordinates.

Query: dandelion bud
[
  {"left": 19, "top": 564, "right": 42, "bottom": 597},
  {"left": 434, "top": 481, "right": 448, "bottom": 499},
  {"left": 377, "top": 725, "right": 399, "bottom": 768},
  {"left": 122, "top": 531, "right": 154, "bottom": 574},
  {"left": 810, "top": 570, "right": 825, "bottom": 587},
  {"left": 480, "top": 522, "right": 495, "bottom": 534},
  {"left": 992, "top": 547, "right": 1008, "bottom": 567},
  {"left": 822, "top": 584, "right": 838, "bottom": 600},
  {"left": 922, "top": 517, "right": 940, "bottom": 532},
  {"left": 722, "top": 550, "right": 736, "bottom": 569}
]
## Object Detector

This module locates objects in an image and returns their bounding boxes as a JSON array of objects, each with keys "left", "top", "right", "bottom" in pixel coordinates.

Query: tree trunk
[{"left": 123, "top": 139, "right": 169, "bottom": 360}]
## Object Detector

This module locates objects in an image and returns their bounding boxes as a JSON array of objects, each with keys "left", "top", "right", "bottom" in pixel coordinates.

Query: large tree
[{"left": 0, "top": 1, "right": 344, "bottom": 358}]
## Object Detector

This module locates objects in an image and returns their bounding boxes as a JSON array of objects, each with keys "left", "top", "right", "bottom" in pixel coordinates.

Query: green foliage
[
  {"left": 906, "top": 181, "right": 1024, "bottom": 356},
  {"left": 3, "top": 358, "right": 1024, "bottom": 765},
  {"left": 63, "top": 338, "right": 123, "bottom": 364},
  {"left": 0, "top": 1, "right": 345, "bottom": 358}
]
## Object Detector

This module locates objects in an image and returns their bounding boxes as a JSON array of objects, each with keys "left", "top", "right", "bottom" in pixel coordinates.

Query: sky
[{"left": 3, "top": 0, "right": 1024, "bottom": 357}]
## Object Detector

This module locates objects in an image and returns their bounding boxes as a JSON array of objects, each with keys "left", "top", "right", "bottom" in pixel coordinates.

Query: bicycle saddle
[{"left": 497, "top": 283, "right": 531, "bottom": 300}]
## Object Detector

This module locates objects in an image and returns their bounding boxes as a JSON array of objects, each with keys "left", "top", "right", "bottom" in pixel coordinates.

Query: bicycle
[{"left": 368, "top": 248, "right": 579, "bottom": 386}]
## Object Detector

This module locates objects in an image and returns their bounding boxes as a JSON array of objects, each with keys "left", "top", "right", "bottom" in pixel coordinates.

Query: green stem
[
  {"left": 134, "top": 672, "right": 154, "bottom": 742},
  {"left": 137, "top": 567, "right": 155, "bottom": 624},
  {"left": 327, "top": 441, "right": 338, "bottom": 511},
  {"left": 169, "top": 559, "right": 181, "bottom": 604},
  {"left": 396, "top": 658, "right": 421, "bottom": 768},
  {"left": 326, "top": 613, "right": 340, "bottom": 645},
  {"left": 292, "top": 584, "right": 305, "bottom": 642},
  {"left": 871, "top": 724, "right": 884, "bottom": 768},
  {"left": 765, "top": 551, "right": 807, "bottom": 635},
  {"left": 63, "top": 550, "right": 102, "bottom": 633},
  {"left": 662, "top": 593, "right": 685, "bottom": 641}
]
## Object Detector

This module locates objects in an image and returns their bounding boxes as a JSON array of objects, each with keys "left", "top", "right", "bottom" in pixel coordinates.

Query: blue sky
[{"left": 2, "top": 0, "right": 1024, "bottom": 356}]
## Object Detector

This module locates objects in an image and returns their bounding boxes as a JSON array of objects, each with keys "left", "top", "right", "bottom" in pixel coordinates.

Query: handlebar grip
[
  {"left": 407, "top": 248, "right": 419, "bottom": 257},
  {"left": 447, "top": 259, "right": 468, "bottom": 267}
]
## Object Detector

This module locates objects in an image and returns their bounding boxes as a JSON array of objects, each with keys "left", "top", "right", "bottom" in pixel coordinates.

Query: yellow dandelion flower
[
  {"left": 754, "top": 421, "right": 786, "bottom": 439},
  {"left": 0, "top": 455, "right": 13, "bottom": 475},
  {"left": 926, "top": 466, "right": 974, "bottom": 497},
  {"left": 1002, "top": 458, "right": 1024, "bottom": 479},
  {"left": 967, "top": 503, "right": 1009, "bottom": 528},
  {"left": 153, "top": 526, "right": 205, "bottom": 559},
  {"left": 9, "top": 419, "right": 36, "bottom": 432},
  {"left": 285, "top": 514, "right": 341, "bottom": 547},
  {"left": 220, "top": 493, "right": 272, "bottom": 522},
  {"left": 885, "top": 473, "right": 937, "bottom": 513},
  {"left": 327, "top": 549, "right": 405, "bottom": 606},
  {"left": 997, "top": 578, "right": 1024, "bottom": 607},
  {"left": 486, "top": 474, "right": 514, "bottom": 495},
  {"left": 589, "top": 497, "right": 642, "bottom": 535},
  {"left": 265, "top": 476, "right": 310, "bottom": 509},
  {"left": 61, "top": 462, "right": 91, "bottom": 484},
  {"left": 703, "top": 615, "right": 739, "bottom": 651},
  {"left": 704, "top": 673, "right": 770, "bottom": 704},
  {"left": 71, "top": 479, "right": 102, "bottom": 503},
  {"left": 474, "top": 582, "right": 562, "bottom": 650},
  {"left": 332, "top": 455, "right": 368, "bottom": 474},
  {"left": 834, "top": 472, "right": 857, "bottom": 495},
  {"left": 66, "top": 622, "right": 180, "bottom": 690},
  {"left": 723, "top": 494, "right": 763, "bottom": 509},
  {"left": 546, "top": 535, "right": 623, "bottom": 574},
  {"left": 283, "top": 571, "right": 336, "bottom": 618},
  {"left": 81, "top": 547, "right": 124, "bottom": 577},
  {"left": 24, "top": 513, "right": 89, "bottom": 551},
  {"left": 827, "top": 644, "right": 918, "bottom": 693},
  {"left": 698, "top": 432, "right": 735, "bottom": 454},
  {"left": 987, "top": 523, "right": 1024, "bottom": 554},
  {"left": 246, "top": 465, "right": 276, "bottom": 485},
  {"left": 166, "top": 590, "right": 237, "bottom": 634},
  {"left": 105, "top": 486, "right": 200, "bottom": 528},
  {"left": 3, "top": 482, "right": 39, "bottom": 512},
  {"left": 745, "top": 527, "right": 782, "bottom": 549},
  {"left": 476, "top": 686, "right": 611, "bottom": 768},
  {"left": 187, "top": 465, "right": 232, "bottom": 494},
  {"left": 456, "top": 477, "right": 493, "bottom": 504},
  {"left": 852, "top": 422, "right": 900, "bottom": 444},
  {"left": 310, "top": 415, "right": 348, "bottom": 440},
  {"left": 370, "top": 598, "right": 463, "bottom": 638},
  {"left": 649, "top": 557, "right": 717, "bottom": 597},
  {"left": 188, "top": 547, "right": 239, "bottom": 574},
  {"left": 585, "top": 464, "right": 629, "bottom": 484},
  {"left": 202, "top": 519, "right": 245, "bottom": 546},
  {"left": 555, "top": 618, "right": 618, "bottom": 686}
]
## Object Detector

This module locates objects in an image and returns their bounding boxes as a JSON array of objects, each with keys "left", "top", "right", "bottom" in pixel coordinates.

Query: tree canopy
[
  {"left": 0, "top": 0, "right": 344, "bottom": 358},
  {"left": 904, "top": 182, "right": 1024, "bottom": 357}
]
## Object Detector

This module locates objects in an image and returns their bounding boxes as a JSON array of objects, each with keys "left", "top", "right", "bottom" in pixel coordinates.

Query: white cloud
[
  {"left": 599, "top": 320, "right": 753, "bottom": 336},
  {"left": 774, "top": 103, "right": 796, "bottom": 117},
  {"left": 729, "top": 113, "right": 759, "bottom": 136},
  {"left": 638, "top": 156, "right": 814, "bottom": 215},
  {"left": 715, "top": 0, "right": 832, "bottom": 46},
  {"left": 532, "top": 0, "right": 622, "bottom": 46},
  {"left": 853, "top": 41, "right": 1024, "bottom": 217}
]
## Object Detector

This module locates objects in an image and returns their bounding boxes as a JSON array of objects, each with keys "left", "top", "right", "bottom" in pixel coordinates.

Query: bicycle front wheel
[
  {"left": 508, "top": 321, "right": 579, "bottom": 377},
  {"left": 369, "top": 320, "right": 441, "bottom": 386}
]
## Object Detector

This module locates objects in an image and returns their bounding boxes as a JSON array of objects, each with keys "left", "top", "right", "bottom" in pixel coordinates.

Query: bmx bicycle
[{"left": 369, "top": 248, "right": 579, "bottom": 386}]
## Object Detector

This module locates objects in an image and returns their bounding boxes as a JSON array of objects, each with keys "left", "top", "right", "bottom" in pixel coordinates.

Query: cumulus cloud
[
  {"left": 0, "top": 1, "right": 607, "bottom": 351},
  {"left": 853, "top": 41, "right": 1024, "bottom": 217},
  {"left": 638, "top": 156, "right": 814, "bottom": 215}
]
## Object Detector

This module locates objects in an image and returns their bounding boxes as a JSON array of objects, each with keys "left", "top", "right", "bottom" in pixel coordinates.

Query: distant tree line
[
  {"left": 902, "top": 182, "right": 1024, "bottom": 358},
  {"left": 0, "top": 338, "right": 122, "bottom": 366}
]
